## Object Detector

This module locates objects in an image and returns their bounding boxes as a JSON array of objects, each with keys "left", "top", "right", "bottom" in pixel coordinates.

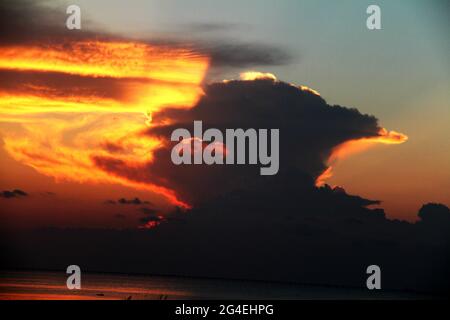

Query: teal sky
[{"left": 53, "top": 0, "right": 449, "bottom": 220}]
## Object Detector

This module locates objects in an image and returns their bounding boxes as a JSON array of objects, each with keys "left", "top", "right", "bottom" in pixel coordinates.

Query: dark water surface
[{"left": 0, "top": 270, "right": 431, "bottom": 300}]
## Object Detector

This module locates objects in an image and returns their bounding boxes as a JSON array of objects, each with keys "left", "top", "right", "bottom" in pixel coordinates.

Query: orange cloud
[
  {"left": 0, "top": 40, "right": 209, "bottom": 208},
  {"left": 0, "top": 41, "right": 208, "bottom": 83},
  {"left": 315, "top": 128, "right": 408, "bottom": 187}
]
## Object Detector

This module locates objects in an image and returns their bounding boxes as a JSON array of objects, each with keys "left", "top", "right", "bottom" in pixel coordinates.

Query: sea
[{"left": 0, "top": 270, "right": 432, "bottom": 300}]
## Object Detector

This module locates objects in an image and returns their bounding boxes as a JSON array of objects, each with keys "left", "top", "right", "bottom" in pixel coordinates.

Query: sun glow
[
  {"left": 0, "top": 40, "right": 209, "bottom": 208},
  {"left": 0, "top": 41, "right": 208, "bottom": 84}
]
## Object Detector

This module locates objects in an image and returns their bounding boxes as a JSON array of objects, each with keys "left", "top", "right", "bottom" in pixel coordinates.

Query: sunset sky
[{"left": 0, "top": 0, "right": 449, "bottom": 230}]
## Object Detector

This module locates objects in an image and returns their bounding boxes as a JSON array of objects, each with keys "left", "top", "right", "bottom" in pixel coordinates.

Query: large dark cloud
[{"left": 94, "top": 77, "right": 381, "bottom": 205}]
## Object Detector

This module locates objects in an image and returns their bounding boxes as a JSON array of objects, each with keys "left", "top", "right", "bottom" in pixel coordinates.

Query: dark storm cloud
[
  {"left": 94, "top": 78, "right": 381, "bottom": 205},
  {"left": 84, "top": 77, "right": 447, "bottom": 294},
  {"left": 0, "top": 189, "right": 28, "bottom": 198}
]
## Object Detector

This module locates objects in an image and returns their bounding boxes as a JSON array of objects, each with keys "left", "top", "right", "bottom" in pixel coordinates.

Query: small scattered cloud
[
  {"left": 0, "top": 189, "right": 28, "bottom": 199},
  {"left": 105, "top": 197, "right": 152, "bottom": 205},
  {"left": 139, "top": 215, "right": 166, "bottom": 229}
]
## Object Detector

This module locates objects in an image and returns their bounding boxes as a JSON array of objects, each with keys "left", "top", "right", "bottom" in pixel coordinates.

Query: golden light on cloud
[
  {"left": 299, "top": 85, "right": 321, "bottom": 96},
  {"left": 0, "top": 40, "right": 209, "bottom": 208},
  {"left": 315, "top": 128, "right": 408, "bottom": 187},
  {"left": 315, "top": 166, "right": 334, "bottom": 188},
  {"left": 228, "top": 71, "right": 321, "bottom": 98},
  {"left": 239, "top": 71, "right": 277, "bottom": 81},
  {"left": 0, "top": 41, "right": 208, "bottom": 84}
]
